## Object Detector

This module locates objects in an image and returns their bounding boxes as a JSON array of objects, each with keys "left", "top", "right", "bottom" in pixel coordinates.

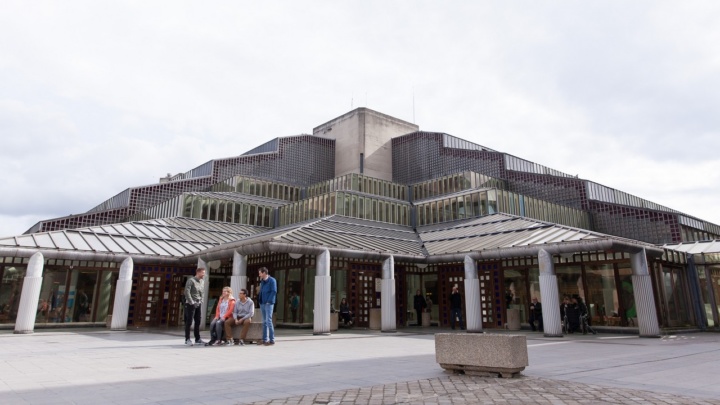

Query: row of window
[
  {"left": 411, "top": 171, "right": 506, "bottom": 201},
  {"left": 681, "top": 225, "right": 720, "bottom": 243},
  {"left": 213, "top": 175, "right": 300, "bottom": 201},
  {"left": 306, "top": 173, "right": 407, "bottom": 201},
  {"left": 496, "top": 189, "right": 591, "bottom": 230},
  {"left": 278, "top": 191, "right": 411, "bottom": 226},
  {"left": 182, "top": 195, "right": 274, "bottom": 227}
]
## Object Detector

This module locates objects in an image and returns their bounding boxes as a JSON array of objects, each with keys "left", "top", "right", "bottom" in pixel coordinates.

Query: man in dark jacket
[
  {"left": 413, "top": 289, "right": 426, "bottom": 326},
  {"left": 449, "top": 285, "right": 465, "bottom": 330},
  {"left": 529, "top": 297, "right": 543, "bottom": 332}
]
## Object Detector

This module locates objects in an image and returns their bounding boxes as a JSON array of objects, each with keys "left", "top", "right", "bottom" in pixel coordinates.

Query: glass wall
[
  {"left": 0, "top": 265, "right": 26, "bottom": 324},
  {"left": 36, "top": 266, "right": 116, "bottom": 325},
  {"left": 584, "top": 264, "right": 618, "bottom": 326},
  {"left": 504, "top": 269, "right": 528, "bottom": 323}
]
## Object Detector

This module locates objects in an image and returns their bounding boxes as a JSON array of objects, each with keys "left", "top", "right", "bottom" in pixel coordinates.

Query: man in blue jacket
[{"left": 258, "top": 267, "right": 277, "bottom": 346}]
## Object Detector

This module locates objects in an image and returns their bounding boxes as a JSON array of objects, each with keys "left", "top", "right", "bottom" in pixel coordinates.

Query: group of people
[
  {"left": 183, "top": 266, "right": 278, "bottom": 347},
  {"left": 559, "top": 295, "right": 597, "bottom": 335},
  {"left": 527, "top": 295, "right": 596, "bottom": 334}
]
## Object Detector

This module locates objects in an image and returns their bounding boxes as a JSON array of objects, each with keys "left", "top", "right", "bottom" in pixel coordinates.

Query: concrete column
[
  {"left": 539, "top": 249, "right": 562, "bottom": 337},
  {"left": 14, "top": 252, "right": 44, "bottom": 334},
  {"left": 313, "top": 249, "right": 331, "bottom": 335},
  {"left": 198, "top": 258, "right": 209, "bottom": 331},
  {"left": 231, "top": 251, "right": 247, "bottom": 297},
  {"left": 631, "top": 249, "right": 661, "bottom": 337},
  {"left": 464, "top": 255, "right": 482, "bottom": 333},
  {"left": 381, "top": 256, "right": 397, "bottom": 332},
  {"left": 111, "top": 257, "right": 134, "bottom": 330}
]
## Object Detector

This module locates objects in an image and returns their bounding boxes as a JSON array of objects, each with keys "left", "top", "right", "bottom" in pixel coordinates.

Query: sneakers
[
  {"left": 263, "top": 341, "right": 275, "bottom": 346},
  {"left": 196, "top": 339, "right": 206, "bottom": 345},
  {"left": 204, "top": 340, "right": 216, "bottom": 346},
  {"left": 238, "top": 339, "right": 245, "bottom": 346},
  {"left": 185, "top": 339, "right": 193, "bottom": 347}
]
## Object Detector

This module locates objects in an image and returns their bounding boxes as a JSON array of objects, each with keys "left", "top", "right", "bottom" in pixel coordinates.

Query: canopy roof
[{"left": 0, "top": 214, "right": 663, "bottom": 264}]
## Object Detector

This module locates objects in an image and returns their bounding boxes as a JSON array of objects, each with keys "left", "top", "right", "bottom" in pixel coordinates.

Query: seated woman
[
  {"left": 206, "top": 286, "right": 236, "bottom": 346},
  {"left": 339, "top": 297, "right": 353, "bottom": 326}
]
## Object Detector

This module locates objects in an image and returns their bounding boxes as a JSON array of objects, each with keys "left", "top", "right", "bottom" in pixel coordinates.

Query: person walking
[
  {"left": 529, "top": 297, "right": 543, "bottom": 332},
  {"left": 413, "top": 289, "right": 427, "bottom": 326},
  {"left": 224, "top": 288, "right": 254, "bottom": 345},
  {"left": 258, "top": 267, "right": 277, "bottom": 346},
  {"left": 184, "top": 267, "right": 206, "bottom": 346},
  {"left": 206, "top": 286, "right": 235, "bottom": 346},
  {"left": 449, "top": 284, "right": 465, "bottom": 330}
]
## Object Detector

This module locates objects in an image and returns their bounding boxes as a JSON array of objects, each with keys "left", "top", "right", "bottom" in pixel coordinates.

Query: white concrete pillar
[
  {"left": 231, "top": 251, "right": 247, "bottom": 298},
  {"left": 314, "top": 249, "right": 331, "bottom": 335},
  {"left": 381, "top": 256, "right": 397, "bottom": 332},
  {"left": 631, "top": 249, "right": 661, "bottom": 337},
  {"left": 111, "top": 257, "right": 134, "bottom": 330},
  {"left": 464, "top": 256, "right": 482, "bottom": 333},
  {"left": 539, "top": 249, "right": 563, "bottom": 337},
  {"left": 14, "top": 252, "right": 44, "bottom": 334},
  {"left": 198, "top": 258, "right": 208, "bottom": 331}
]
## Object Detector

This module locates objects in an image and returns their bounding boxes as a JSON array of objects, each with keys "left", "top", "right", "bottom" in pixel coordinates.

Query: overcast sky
[{"left": 1, "top": 2, "right": 719, "bottom": 238}]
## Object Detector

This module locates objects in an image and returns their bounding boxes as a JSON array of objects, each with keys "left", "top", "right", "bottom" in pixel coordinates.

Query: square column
[
  {"left": 631, "top": 249, "right": 661, "bottom": 337},
  {"left": 198, "top": 258, "right": 209, "bottom": 331},
  {"left": 538, "top": 249, "right": 563, "bottom": 337},
  {"left": 110, "top": 257, "right": 134, "bottom": 330},
  {"left": 464, "top": 256, "right": 483, "bottom": 333},
  {"left": 14, "top": 252, "right": 44, "bottom": 334},
  {"left": 314, "top": 249, "right": 331, "bottom": 335},
  {"left": 381, "top": 256, "right": 396, "bottom": 332},
  {"left": 231, "top": 251, "right": 247, "bottom": 298}
]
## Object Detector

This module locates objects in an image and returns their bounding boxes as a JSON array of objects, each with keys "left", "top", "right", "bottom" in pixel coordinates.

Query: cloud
[{"left": 1, "top": 1, "right": 719, "bottom": 237}]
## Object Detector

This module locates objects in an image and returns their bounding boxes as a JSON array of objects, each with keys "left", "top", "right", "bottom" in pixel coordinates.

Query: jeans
[
  {"left": 261, "top": 303, "right": 275, "bottom": 343},
  {"left": 184, "top": 303, "right": 201, "bottom": 341},
  {"left": 209, "top": 318, "right": 225, "bottom": 342},
  {"left": 450, "top": 308, "right": 465, "bottom": 330}
]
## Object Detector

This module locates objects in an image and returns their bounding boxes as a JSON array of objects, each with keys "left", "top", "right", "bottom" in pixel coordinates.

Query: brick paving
[{"left": 250, "top": 374, "right": 720, "bottom": 405}]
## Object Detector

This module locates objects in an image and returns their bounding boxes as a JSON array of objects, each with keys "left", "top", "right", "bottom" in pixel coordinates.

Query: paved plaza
[{"left": 1, "top": 326, "right": 719, "bottom": 404}]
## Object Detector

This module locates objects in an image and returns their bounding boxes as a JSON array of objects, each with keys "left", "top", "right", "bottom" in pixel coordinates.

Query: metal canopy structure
[
  {"left": 0, "top": 217, "right": 266, "bottom": 263},
  {"left": 0, "top": 213, "right": 665, "bottom": 264}
]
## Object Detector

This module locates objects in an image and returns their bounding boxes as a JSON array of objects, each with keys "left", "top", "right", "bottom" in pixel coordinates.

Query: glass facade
[
  {"left": 307, "top": 173, "right": 407, "bottom": 201},
  {"left": 35, "top": 263, "right": 118, "bottom": 325},
  {"left": 0, "top": 264, "right": 26, "bottom": 324},
  {"left": 279, "top": 191, "right": 410, "bottom": 226}
]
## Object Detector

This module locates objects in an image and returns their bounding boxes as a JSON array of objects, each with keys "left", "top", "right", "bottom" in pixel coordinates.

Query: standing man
[
  {"left": 184, "top": 267, "right": 206, "bottom": 346},
  {"left": 258, "top": 267, "right": 277, "bottom": 346},
  {"left": 224, "top": 288, "right": 254, "bottom": 345},
  {"left": 529, "top": 297, "right": 543, "bottom": 332},
  {"left": 449, "top": 284, "right": 465, "bottom": 330},
  {"left": 413, "top": 289, "right": 426, "bottom": 326}
]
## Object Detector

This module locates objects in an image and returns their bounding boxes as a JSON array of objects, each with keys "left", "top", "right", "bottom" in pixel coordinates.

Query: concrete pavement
[{"left": 1, "top": 326, "right": 719, "bottom": 404}]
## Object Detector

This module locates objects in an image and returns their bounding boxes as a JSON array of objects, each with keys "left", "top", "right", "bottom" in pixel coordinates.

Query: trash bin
[
  {"left": 421, "top": 312, "right": 431, "bottom": 327},
  {"left": 369, "top": 308, "right": 381, "bottom": 330},
  {"left": 506, "top": 308, "right": 521, "bottom": 330}
]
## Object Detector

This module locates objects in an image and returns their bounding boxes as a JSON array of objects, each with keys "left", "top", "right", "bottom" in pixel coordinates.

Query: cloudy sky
[{"left": 1, "top": 1, "right": 719, "bottom": 238}]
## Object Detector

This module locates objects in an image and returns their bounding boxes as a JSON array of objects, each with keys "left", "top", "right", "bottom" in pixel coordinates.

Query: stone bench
[
  {"left": 230, "top": 313, "right": 275, "bottom": 344},
  {"left": 435, "top": 333, "right": 528, "bottom": 378}
]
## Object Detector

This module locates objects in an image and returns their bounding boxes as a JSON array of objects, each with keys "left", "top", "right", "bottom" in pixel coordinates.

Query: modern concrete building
[{"left": 1, "top": 107, "right": 719, "bottom": 336}]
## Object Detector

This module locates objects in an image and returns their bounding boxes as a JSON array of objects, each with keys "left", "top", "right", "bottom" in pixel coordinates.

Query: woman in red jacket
[{"left": 206, "top": 286, "right": 236, "bottom": 346}]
